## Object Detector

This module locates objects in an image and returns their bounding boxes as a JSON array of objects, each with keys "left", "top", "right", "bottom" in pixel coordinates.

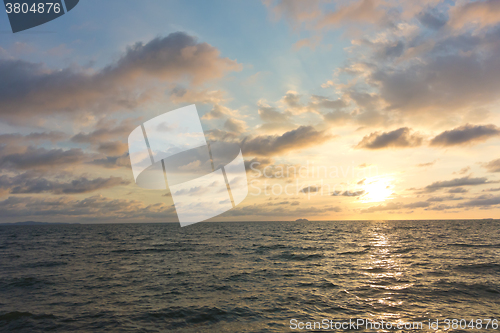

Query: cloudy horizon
[{"left": 1, "top": 0, "right": 500, "bottom": 223}]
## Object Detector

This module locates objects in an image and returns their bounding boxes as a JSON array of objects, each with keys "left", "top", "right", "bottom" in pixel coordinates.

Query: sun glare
[{"left": 361, "top": 177, "right": 393, "bottom": 203}]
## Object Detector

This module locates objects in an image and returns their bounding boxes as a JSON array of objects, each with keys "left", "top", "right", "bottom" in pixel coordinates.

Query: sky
[{"left": 1, "top": 0, "right": 500, "bottom": 223}]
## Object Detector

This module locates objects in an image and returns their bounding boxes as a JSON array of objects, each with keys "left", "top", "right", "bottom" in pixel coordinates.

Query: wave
[
  {"left": 448, "top": 243, "right": 500, "bottom": 248},
  {"left": 275, "top": 251, "right": 324, "bottom": 261},
  {"left": 0, "top": 311, "right": 56, "bottom": 322}
]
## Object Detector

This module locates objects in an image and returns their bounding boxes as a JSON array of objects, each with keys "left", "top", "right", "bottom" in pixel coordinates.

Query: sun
[{"left": 361, "top": 177, "right": 393, "bottom": 203}]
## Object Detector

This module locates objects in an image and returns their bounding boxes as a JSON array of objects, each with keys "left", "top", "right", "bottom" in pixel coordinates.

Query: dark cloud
[
  {"left": 258, "top": 105, "right": 290, "bottom": 123},
  {"left": 417, "top": 10, "right": 447, "bottom": 30},
  {"left": 70, "top": 119, "right": 136, "bottom": 155},
  {"left": 201, "top": 104, "right": 233, "bottom": 120},
  {"left": 0, "top": 32, "right": 241, "bottom": 124},
  {"left": 0, "top": 132, "right": 67, "bottom": 144},
  {"left": 378, "top": 41, "right": 405, "bottom": 58},
  {"left": 458, "top": 195, "right": 500, "bottom": 208},
  {"left": 426, "top": 195, "right": 464, "bottom": 202},
  {"left": 482, "top": 187, "right": 500, "bottom": 192},
  {"left": 481, "top": 158, "right": 500, "bottom": 173},
  {"left": 71, "top": 119, "right": 135, "bottom": 144},
  {"left": 205, "top": 129, "right": 238, "bottom": 142},
  {"left": 448, "top": 187, "right": 468, "bottom": 194},
  {"left": 244, "top": 157, "right": 274, "bottom": 173},
  {"left": 355, "top": 127, "right": 424, "bottom": 150},
  {"left": 333, "top": 190, "right": 366, "bottom": 197},
  {"left": 369, "top": 30, "right": 500, "bottom": 117},
  {"left": 424, "top": 176, "right": 491, "bottom": 192},
  {"left": 282, "top": 91, "right": 305, "bottom": 111},
  {"left": 224, "top": 118, "right": 247, "bottom": 133},
  {"left": 96, "top": 142, "right": 129, "bottom": 155},
  {"left": 89, "top": 154, "right": 130, "bottom": 169},
  {"left": 0, "top": 146, "right": 86, "bottom": 170},
  {"left": 430, "top": 124, "right": 500, "bottom": 147},
  {"left": 0, "top": 195, "right": 177, "bottom": 221},
  {"left": 267, "top": 0, "right": 500, "bottom": 128},
  {"left": 0, "top": 173, "right": 129, "bottom": 194},
  {"left": 241, "top": 126, "right": 333, "bottom": 156},
  {"left": 300, "top": 185, "right": 321, "bottom": 193},
  {"left": 257, "top": 103, "right": 295, "bottom": 132}
]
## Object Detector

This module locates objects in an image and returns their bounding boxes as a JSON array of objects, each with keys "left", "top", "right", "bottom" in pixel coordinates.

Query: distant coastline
[{"left": 0, "top": 221, "right": 79, "bottom": 226}]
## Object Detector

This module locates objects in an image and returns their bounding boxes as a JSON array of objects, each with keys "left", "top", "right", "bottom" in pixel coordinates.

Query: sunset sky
[{"left": 1, "top": 0, "right": 500, "bottom": 223}]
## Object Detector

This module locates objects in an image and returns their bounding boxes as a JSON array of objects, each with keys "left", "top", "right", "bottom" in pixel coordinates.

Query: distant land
[
  {"left": 0, "top": 221, "right": 79, "bottom": 226},
  {"left": 295, "top": 219, "right": 309, "bottom": 222}
]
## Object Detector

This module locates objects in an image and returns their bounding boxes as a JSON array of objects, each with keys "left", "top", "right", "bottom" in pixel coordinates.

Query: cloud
[
  {"left": 244, "top": 157, "right": 274, "bottom": 173},
  {"left": 0, "top": 132, "right": 67, "bottom": 144},
  {"left": 453, "top": 166, "right": 471, "bottom": 175},
  {"left": 242, "top": 126, "right": 333, "bottom": 156},
  {"left": 0, "top": 195, "right": 177, "bottom": 221},
  {"left": 201, "top": 104, "right": 237, "bottom": 120},
  {"left": 430, "top": 124, "right": 500, "bottom": 147},
  {"left": 417, "top": 10, "right": 446, "bottom": 30},
  {"left": 481, "top": 158, "right": 500, "bottom": 173},
  {"left": 355, "top": 127, "right": 424, "bottom": 149},
  {"left": 259, "top": 104, "right": 291, "bottom": 123},
  {"left": 317, "top": 0, "right": 387, "bottom": 29},
  {"left": 266, "top": 0, "right": 500, "bottom": 126},
  {"left": 361, "top": 200, "right": 430, "bottom": 213},
  {"left": 417, "top": 160, "right": 436, "bottom": 167},
  {"left": 0, "top": 173, "right": 129, "bottom": 194},
  {"left": 0, "top": 32, "right": 241, "bottom": 124},
  {"left": 458, "top": 195, "right": 500, "bottom": 208},
  {"left": 448, "top": 0, "right": 500, "bottom": 31},
  {"left": 426, "top": 195, "right": 463, "bottom": 202},
  {"left": 0, "top": 146, "right": 86, "bottom": 170},
  {"left": 300, "top": 185, "right": 321, "bottom": 193},
  {"left": 224, "top": 118, "right": 248, "bottom": 133},
  {"left": 170, "top": 87, "right": 227, "bottom": 105},
  {"left": 333, "top": 190, "right": 366, "bottom": 197},
  {"left": 424, "top": 176, "right": 491, "bottom": 192},
  {"left": 310, "top": 94, "right": 348, "bottom": 110},
  {"left": 89, "top": 154, "right": 130, "bottom": 169},
  {"left": 368, "top": 31, "right": 500, "bottom": 118},
  {"left": 482, "top": 187, "right": 500, "bottom": 192},
  {"left": 257, "top": 103, "right": 295, "bottom": 132},
  {"left": 448, "top": 187, "right": 468, "bottom": 194},
  {"left": 70, "top": 119, "right": 138, "bottom": 155},
  {"left": 96, "top": 141, "right": 129, "bottom": 155},
  {"left": 282, "top": 91, "right": 306, "bottom": 113},
  {"left": 71, "top": 119, "right": 135, "bottom": 144}
]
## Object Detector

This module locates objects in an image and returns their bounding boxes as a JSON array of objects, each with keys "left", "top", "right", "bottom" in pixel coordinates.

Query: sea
[{"left": 0, "top": 220, "right": 499, "bottom": 332}]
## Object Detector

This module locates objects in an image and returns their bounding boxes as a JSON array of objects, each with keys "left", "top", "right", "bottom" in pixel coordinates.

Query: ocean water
[{"left": 0, "top": 220, "right": 499, "bottom": 332}]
